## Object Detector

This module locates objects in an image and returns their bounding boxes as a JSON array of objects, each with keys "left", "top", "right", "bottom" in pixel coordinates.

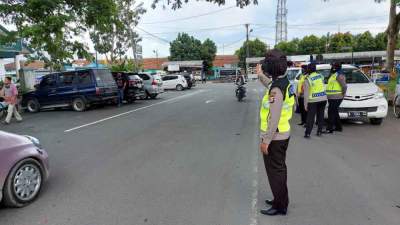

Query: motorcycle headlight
[
  {"left": 374, "top": 91, "right": 385, "bottom": 99},
  {"left": 24, "top": 135, "right": 42, "bottom": 149}
]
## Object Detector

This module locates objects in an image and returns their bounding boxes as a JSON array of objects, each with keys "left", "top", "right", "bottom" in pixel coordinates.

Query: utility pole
[
  {"left": 153, "top": 50, "right": 159, "bottom": 70},
  {"left": 245, "top": 24, "right": 250, "bottom": 76}
]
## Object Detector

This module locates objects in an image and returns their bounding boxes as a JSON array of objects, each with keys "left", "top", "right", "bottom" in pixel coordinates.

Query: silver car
[{"left": 137, "top": 73, "right": 164, "bottom": 99}]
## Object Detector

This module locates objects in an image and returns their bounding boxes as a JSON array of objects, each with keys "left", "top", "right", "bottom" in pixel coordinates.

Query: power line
[
  {"left": 142, "top": 5, "right": 236, "bottom": 24},
  {"left": 138, "top": 24, "right": 244, "bottom": 35},
  {"left": 136, "top": 27, "right": 171, "bottom": 44}
]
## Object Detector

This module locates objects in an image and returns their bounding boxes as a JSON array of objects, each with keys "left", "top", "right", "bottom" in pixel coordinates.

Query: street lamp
[{"left": 342, "top": 46, "right": 354, "bottom": 65}]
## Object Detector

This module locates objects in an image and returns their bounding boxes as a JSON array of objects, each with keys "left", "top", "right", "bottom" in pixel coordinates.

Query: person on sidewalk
[
  {"left": 326, "top": 62, "right": 347, "bottom": 133},
  {"left": 1, "top": 77, "right": 22, "bottom": 124},
  {"left": 258, "top": 49, "right": 295, "bottom": 216},
  {"left": 296, "top": 64, "right": 309, "bottom": 126},
  {"left": 303, "top": 62, "right": 327, "bottom": 138}
]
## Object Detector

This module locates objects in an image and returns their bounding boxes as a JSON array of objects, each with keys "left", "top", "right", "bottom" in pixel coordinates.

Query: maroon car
[{"left": 0, "top": 131, "right": 49, "bottom": 207}]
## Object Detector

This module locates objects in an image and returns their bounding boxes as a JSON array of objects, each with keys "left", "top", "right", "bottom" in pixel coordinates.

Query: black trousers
[
  {"left": 327, "top": 99, "right": 343, "bottom": 131},
  {"left": 305, "top": 101, "right": 327, "bottom": 135},
  {"left": 263, "top": 139, "right": 290, "bottom": 210},
  {"left": 298, "top": 97, "right": 307, "bottom": 124}
]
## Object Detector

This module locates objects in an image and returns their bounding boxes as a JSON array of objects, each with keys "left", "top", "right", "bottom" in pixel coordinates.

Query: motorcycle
[{"left": 236, "top": 84, "right": 246, "bottom": 102}]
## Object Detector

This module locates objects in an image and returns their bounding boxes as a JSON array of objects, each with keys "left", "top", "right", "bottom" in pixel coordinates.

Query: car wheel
[
  {"left": 140, "top": 92, "right": 148, "bottom": 100},
  {"left": 149, "top": 94, "right": 158, "bottom": 99},
  {"left": 3, "top": 158, "right": 44, "bottom": 208},
  {"left": 370, "top": 118, "right": 383, "bottom": 125},
  {"left": 176, "top": 84, "right": 184, "bottom": 91},
  {"left": 72, "top": 97, "right": 86, "bottom": 112},
  {"left": 26, "top": 98, "right": 40, "bottom": 113},
  {"left": 394, "top": 96, "right": 400, "bottom": 118}
]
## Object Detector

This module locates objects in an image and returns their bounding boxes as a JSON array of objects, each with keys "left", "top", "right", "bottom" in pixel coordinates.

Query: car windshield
[
  {"left": 342, "top": 69, "right": 370, "bottom": 83},
  {"left": 286, "top": 69, "right": 300, "bottom": 81},
  {"left": 93, "top": 69, "right": 114, "bottom": 85}
]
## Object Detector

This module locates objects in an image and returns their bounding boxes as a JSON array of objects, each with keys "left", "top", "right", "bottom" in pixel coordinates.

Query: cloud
[{"left": 139, "top": 0, "right": 391, "bottom": 57}]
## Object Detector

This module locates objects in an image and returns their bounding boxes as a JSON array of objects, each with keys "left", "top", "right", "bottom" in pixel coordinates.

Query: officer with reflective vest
[
  {"left": 326, "top": 62, "right": 347, "bottom": 133},
  {"left": 303, "top": 62, "right": 327, "bottom": 138},
  {"left": 258, "top": 50, "right": 295, "bottom": 216},
  {"left": 296, "top": 64, "right": 309, "bottom": 126}
]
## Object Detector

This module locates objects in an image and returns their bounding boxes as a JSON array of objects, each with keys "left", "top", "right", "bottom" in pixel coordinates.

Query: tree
[
  {"left": 275, "top": 39, "right": 299, "bottom": 55},
  {"left": 90, "top": 0, "right": 145, "bottom": 65},
  {"left": 297, "top": 35, "right": 322, "bottom": 55},
  {"left": 0, "top": 0, "right": 117, "bottom": 70},
  {"left": 170, "top": 33, "right": 202, "bottom": 61},
  {"left": 235, "top": 38, "right": 267, "bottom": 68},
  {"left": 328, "top": 32, "right": 354, "bottom": 53},
  {"left": 353, "top": 31, "right": 376, "bottom": 52},
  {"left": 152, "top": 0, "right": 258, "bottom": 9},
  {"left": 201, "top": 38, "right": 217, "bottom": 71},
  {"left": 169, "top": 33, "right": 217, "bottom": 70}
]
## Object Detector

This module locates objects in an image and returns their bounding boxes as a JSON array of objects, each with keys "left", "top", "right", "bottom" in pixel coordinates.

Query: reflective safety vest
[
  {"left": 297, "top": 74, "right": 306, "bottom": 95},
  {"left": 306, "top": 72, "right": 326, "bottom": 100},
  {"left": 326, "top": 73, "right": 343, "bottom": 95},
  {"left": 260, "top": 83, "right": 295, "bottom": 133}
]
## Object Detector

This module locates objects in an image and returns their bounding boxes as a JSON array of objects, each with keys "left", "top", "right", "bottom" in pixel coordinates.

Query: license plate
[{"left": 348, "top": 111, "right": 367, "bottom": 118}]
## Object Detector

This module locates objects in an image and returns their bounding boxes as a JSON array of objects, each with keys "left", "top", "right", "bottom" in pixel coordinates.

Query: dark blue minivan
[{"left": 22, "top": 69, "right": 118, "bottom": 112}]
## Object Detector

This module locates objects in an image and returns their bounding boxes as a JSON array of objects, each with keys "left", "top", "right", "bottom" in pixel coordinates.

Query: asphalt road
[{"left": 0, "top": 82, "right": 399, "bottom": 225}]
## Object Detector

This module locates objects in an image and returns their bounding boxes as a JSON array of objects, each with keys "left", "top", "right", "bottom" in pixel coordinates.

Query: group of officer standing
[
  {"left": 256, "top": 49, "right": 347, "bottom": 216},
  {"left": 297, "top": 61, "right": 347, "bottom": 138}
]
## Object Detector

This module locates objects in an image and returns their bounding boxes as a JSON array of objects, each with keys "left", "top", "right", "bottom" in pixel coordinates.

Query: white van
[{"left": 316, "top": 64, "right": 388, "bottom": 125}]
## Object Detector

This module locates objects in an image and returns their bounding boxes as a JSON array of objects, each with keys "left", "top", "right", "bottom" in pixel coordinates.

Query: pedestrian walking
[
  {"left": 303, "top": 62, "right": 327, "bottom": 138},
  {"left": 296, "top": 64, "right": 309, "bottom": 126},
  {"left": 1, "top": 77, "right": 22, "bottom": 124},
  {"left": 115, "top": 73, "right": 126, "bottom": 107},
  {"left": 326, "top": 62, "right": 347, "bottom": 133},
  {"left": 258, "top": 49, "right": 295, "bottom": 216}
]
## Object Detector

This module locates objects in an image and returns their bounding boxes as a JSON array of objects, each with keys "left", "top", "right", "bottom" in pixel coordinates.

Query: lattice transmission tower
[{"left": 275, "top": 0, "right": 288, "bottom": 45}]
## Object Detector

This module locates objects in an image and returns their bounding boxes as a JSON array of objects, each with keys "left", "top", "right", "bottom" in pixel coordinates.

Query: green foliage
[
  {"left": 90, "top": 0, "right": 146, "bottom": 64},
  {"left": 169, "top": 33, "right": 217, "bottom": 71},
  {"left": 275, "top": 31, "right": 400, "bottom": 56},
  {"left": 110, "top": 59, "right": 142, "bottom": 72},
  {"left": 0, "top": 0, "right": 131, "bottom": 70},
  {"left": 235, "top": 38, "right": 267, "bottom": 68},
  {"left": 152, "top": 0, "right": 257, "bottom": 9}
]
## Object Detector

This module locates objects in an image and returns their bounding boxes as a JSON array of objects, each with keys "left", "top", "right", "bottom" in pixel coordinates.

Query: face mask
[{"left": 4, "top": 84, "right": 10, "bottom": 88}]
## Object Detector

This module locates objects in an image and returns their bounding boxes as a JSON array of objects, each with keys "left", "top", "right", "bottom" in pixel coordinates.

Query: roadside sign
[{"left": 168, "top": 64, "right": 180, "bottom": 72}]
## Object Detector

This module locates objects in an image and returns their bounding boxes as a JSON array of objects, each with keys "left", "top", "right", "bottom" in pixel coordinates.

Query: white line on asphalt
[
  {"left": 64, "top": 90, "right": 205, "bottom": 133},
  {"left": 205, "top": 99, "right": 215, "bottom": 104},
  {"left": 250, "top": 88, "right": 260, "bottom": 225}
]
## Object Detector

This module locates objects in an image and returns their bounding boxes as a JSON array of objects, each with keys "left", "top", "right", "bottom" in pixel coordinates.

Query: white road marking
[
  {"left": 205, "top": 99, "right": 215, "bottom": 104},
  {"left": 64, "top": 90, "right": 205, "bottom": 133}
]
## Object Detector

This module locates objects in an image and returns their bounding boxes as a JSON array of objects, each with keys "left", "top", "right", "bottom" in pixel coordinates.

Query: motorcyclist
[{"left": 235, "top": 71, "right": 247, "bottom": 99}]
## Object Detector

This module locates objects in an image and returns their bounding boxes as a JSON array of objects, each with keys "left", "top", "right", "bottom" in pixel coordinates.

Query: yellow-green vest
[
  {"left": 297, "top": 74, "right": 306, "bottom": 95},
  {"left": 306, "top": 72, "right": 326, "bottom": 100},
  {"left": 326, "top": 73, "right": 343, "bottom": 95},
  {"left": 260, "top": 84, "right": 295, "bottom": 133}
]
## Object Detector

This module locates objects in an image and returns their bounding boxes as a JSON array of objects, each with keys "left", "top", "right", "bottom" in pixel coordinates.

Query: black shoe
[
  {"left": 335, "top": 128, "right": 343, "bottom": 132},
  {"left": 317, "top": 131, "right": 323, "bottom": 136},
  {"left": 260, "top": 207, "right": 287, "bottom": 216},
  {"left": 297, "top": 122, "right": 305, "bottom": 126},
  {"left": 304, "top": 134, "right": 311, "bottom": 139},
  {"left": 265, "top": 199, "right": 273, "bottom": 205},
  {"left": 326, "top": 129, "right": 334, "bottom": 134}
]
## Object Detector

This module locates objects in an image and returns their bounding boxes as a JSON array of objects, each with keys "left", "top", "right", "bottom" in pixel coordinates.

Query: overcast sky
[{"left": 138, "top": 0, "right": 390, "bottom": 58}]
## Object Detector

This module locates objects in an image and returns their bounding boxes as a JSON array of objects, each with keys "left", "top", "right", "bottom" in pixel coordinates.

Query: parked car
[
  {"left": 136, "top": 73, "right": 164, "bottom": 99},
  {"left": 182, "top": 73, "right": 196, "bottom": 89},
  {"left": 112, "top": 72, "right": 145, "bottom": 103},
  {"left": 0, "top": 131, "right": 49, "bottom": 207},
  {"left": 317, "top": 64, "right": 388, "bottom": 125},
  {"left": 23, "top": 69, "right": 118, "bottom": 112},
  {"left": 161, "top": 75, "right": 188, "bottom": 91},
  {"left": 394, "top": 78, "right": 400, "bottom": 118}
]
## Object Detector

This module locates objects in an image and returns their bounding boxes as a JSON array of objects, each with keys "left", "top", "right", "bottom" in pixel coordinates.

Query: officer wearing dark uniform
[{"left": 258, "top": 50, "right": 295, "bottom": 216}]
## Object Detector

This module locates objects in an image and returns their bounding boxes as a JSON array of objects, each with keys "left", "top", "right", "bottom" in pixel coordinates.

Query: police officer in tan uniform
[{"left": 257, "top": 50, "right": 295, "bottom": 216}]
